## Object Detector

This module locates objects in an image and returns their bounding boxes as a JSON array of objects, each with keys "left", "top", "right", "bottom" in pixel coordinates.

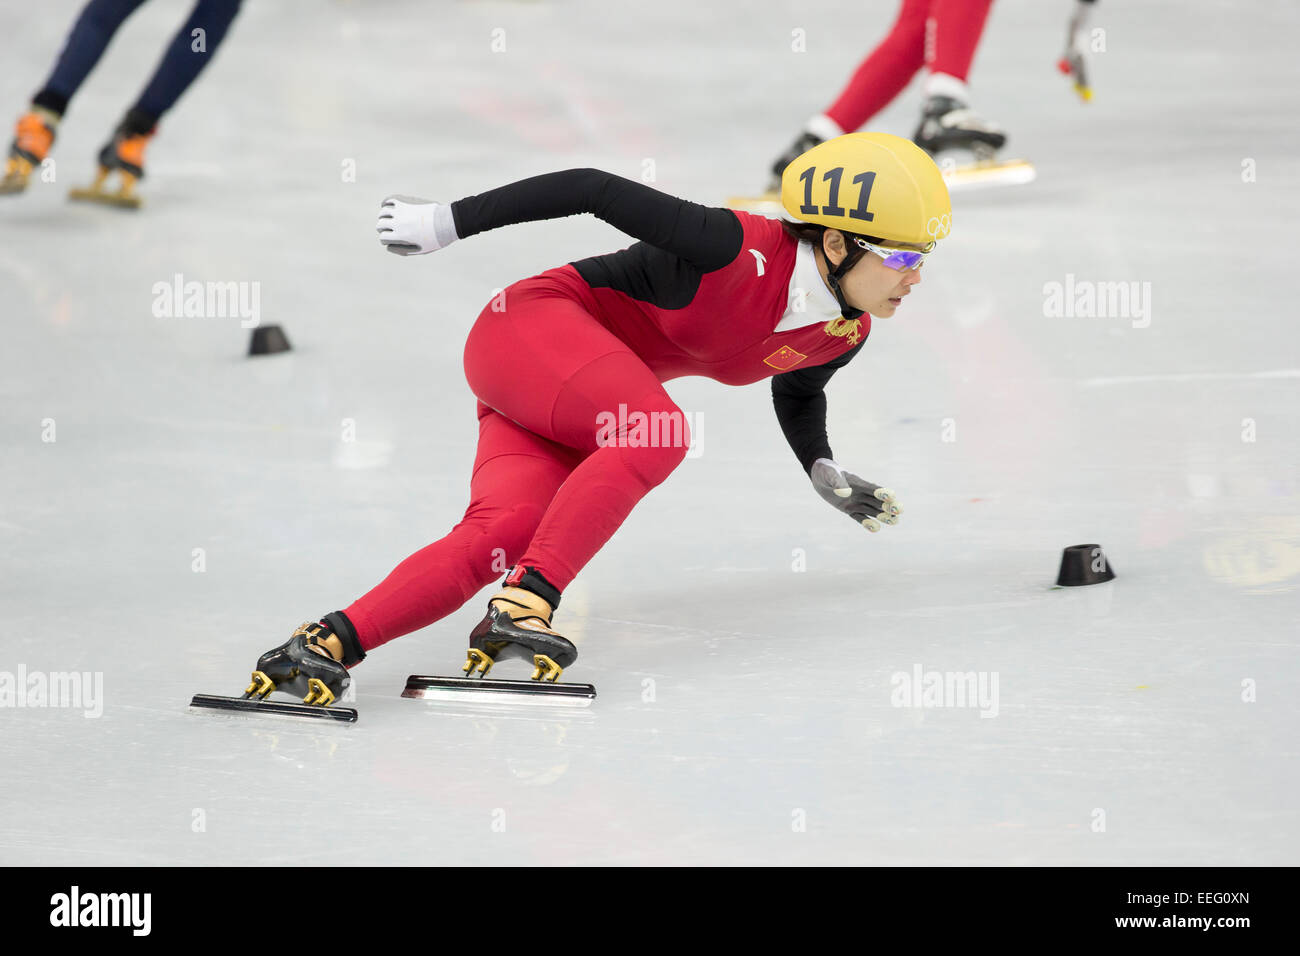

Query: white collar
[{"left": 774, "top": 241, "right": 845, "bottom": 333}]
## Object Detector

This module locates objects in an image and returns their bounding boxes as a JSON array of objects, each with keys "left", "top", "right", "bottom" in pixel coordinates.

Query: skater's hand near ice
[
  {"left": 810, "top": 458, "right": 901, "bottom": 533},
  {"left": 1058, "top": 0, "right": 1095, "bottom": 102},
  {"left": 376, "top": 195, "right": 459, "bottom": 255}
]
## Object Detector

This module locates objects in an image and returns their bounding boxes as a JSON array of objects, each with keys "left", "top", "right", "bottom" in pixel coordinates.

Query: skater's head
[
  {"left": 781, "top": 132, "right": 950, "bottom": 318},
  {"left": 824, "top": 228, "right": 927, "bottom": 318}
]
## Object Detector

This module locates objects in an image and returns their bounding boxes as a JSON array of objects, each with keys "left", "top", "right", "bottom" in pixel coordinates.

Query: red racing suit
[{"left": 347, "top": 169, "right": 869, "bottom": 650}]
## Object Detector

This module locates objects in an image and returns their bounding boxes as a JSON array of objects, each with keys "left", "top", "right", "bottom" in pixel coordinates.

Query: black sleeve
[
  {"left": 771, "top": 342, "right": 865, "bottom": 475},
  {"left": 450, "top": 168, "right": 742, "bottom": 271}
]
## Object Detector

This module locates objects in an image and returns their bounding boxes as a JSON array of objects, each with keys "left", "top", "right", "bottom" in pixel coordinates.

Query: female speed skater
[
  {"left": 245, "top": 132, "right": 952, "bottom": 708},
  {"left": 1, "top": 0, "right": 243, "bottom": 203}
]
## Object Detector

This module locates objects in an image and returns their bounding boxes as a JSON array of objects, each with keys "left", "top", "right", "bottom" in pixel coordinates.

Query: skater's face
[{"left": 820, "top": 230, "right": 926, "bottom": 318}]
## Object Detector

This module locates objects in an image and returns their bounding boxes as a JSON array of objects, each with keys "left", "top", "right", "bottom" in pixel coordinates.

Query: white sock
[
  {"left": 924, "top": 72, "right": 969, "bottom": 103},
  {"left": 805, "top": 114, "right": 845, "bottom": 141}
]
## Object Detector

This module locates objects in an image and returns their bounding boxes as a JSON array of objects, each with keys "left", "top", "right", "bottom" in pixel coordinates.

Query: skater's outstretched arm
[
  {"left": 773, "top": 344, "right": 903, "bottom": 533},
  {"left": 378, "top": 169, "right": 742, "bottom": 268},
  {"left": 454, "top": 168, "right": 741, "bottom": 268},
  {"left": 770, "top": 342, "right": 864, "bottom": 474}
]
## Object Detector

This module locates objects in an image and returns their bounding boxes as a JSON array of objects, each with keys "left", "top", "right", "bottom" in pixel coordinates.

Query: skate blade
[
  {"left": 189, "top": 693, "right": 358, "bottom": 723},
  {"left": 1, "top": 157, "right": 34, "bottom": 194},
  {"left": 69, "top": 169, "right": 142, "bottom": 209},
  {"left": 403, "top": 675, "right": 596, "bottom": 707},
  {"left": 725, "top": 191, "right": 784, "bottom": 219},
  {"left": 68, "top": 186, "right": 143, "bottom": 209},
  {"left": 940, "top": 158, "right": 1036, "bottom": 191}
]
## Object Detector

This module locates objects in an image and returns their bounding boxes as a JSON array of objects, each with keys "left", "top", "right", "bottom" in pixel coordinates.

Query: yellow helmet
[{"left": 780, "top": 132, "right": 951, "bottom": 244}]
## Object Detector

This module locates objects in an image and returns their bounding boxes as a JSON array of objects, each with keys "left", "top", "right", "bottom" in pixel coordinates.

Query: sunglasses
[{"left": 853, "top": 236, "right": 934, "bottom": 271}]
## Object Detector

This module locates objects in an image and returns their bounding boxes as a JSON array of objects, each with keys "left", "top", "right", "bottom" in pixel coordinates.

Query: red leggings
[
  {"left": 344, "top": 276, "right": 689, "bottom": 651},
  {"left": 825, "top": 0, "right": 995, "bottom": 133}
]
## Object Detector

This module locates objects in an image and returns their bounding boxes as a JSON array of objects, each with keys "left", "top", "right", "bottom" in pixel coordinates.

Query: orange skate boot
[{"left": 0, "top": 106, "right": 60, "bottom": 195}]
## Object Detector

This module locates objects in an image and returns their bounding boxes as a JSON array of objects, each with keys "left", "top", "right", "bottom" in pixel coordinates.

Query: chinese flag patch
[{"left": 763, "top": 345, "right": 807, "bottom": 371}]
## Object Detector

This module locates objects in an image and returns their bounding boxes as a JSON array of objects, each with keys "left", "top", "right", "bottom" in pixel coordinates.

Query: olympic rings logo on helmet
[{"left": 926, "top": 213, "right": 952, "bottom": 239}]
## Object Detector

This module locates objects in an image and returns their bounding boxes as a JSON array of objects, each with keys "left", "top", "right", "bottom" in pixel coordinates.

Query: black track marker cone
[
  {"left": 1056, "top": 543, "right": 1116, "bottom": 587},
  {"left": 249, "top": 324, "right": 291, "bottom": 356}
]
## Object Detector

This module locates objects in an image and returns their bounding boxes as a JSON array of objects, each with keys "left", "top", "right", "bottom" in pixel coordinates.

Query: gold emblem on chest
[{"left": 824, "top": 317, "right": 862, "bottom": 346}]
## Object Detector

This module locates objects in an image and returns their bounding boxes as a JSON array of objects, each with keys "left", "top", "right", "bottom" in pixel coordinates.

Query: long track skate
[
  {"left": 69, "top": 117, "right": 152, "bottom": 210},
  {"left": 405, "top": 581, "right": 596, "bottom": 706},
  {"left": 403, "top": 647, "right": 596, "bottom": 707},
  {"left": 915, "top": 96, "right": 1034, "bottom": 191},
  {"left": 190, "top": 621, "right": 360, "bottom": 722},
  {"left": 189, "top": 691, "right": 359, "bottom": 723},
  {"left": 189, "top": 668, "right": 359, "bottom": 723},
  {"left": 68, "top": 166, "right": 144, "bottom": 209}
]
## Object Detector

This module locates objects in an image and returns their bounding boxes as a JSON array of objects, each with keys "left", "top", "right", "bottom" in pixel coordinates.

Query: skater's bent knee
[
  {"left": 463, "top": 502, "right": 546, "bottom": 577},
  {"left": 620, "top": 440, "right": 687, "bottom": 488},
  {"left": 610, "top": 396, "right": 690, "bottom": 488}
]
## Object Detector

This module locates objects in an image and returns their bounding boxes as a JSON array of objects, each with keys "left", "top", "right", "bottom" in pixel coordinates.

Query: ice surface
[{"left": 1, "top": 0, "right": 1296, "bottom": 865}]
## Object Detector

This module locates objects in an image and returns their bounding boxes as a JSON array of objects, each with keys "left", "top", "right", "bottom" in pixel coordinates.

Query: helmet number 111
[{"left": 798, "top": 166, "right": 877, "bottom": 223}]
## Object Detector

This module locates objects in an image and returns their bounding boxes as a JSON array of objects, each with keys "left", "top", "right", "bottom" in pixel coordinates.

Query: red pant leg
[
  {"left": 824, "top": 0, "right": 929, "bottom": 133},
  {"left": 927, "top": 0, "right": 995, "bottom": 80},
  {"left": 464, "top": 279, "right": 689, "bottom": 593},
  {"left": 344, "top": 401, "right": 582, "bottom": 651}
]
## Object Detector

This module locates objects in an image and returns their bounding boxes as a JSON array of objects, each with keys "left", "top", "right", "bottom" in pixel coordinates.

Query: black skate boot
[
  {"left": 465, "top": 566, "right": 576, "bottom": 682},
  {"left": 769, "top": 130, "right": 824, "bottom": 191},
  {"left": 245, "top": 611, "right": 366, "bottom": 707},
  {"left": 912, "top": 95, "right": 1006, "bottom": 159}
]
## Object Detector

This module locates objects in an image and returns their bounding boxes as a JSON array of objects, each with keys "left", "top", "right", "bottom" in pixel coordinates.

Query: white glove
[
  {"left": 809, "top": 458, "right": 902, "bottom": 533},
  {"left": 376, "top": 195, "right": 459, "bottom": 256}
]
